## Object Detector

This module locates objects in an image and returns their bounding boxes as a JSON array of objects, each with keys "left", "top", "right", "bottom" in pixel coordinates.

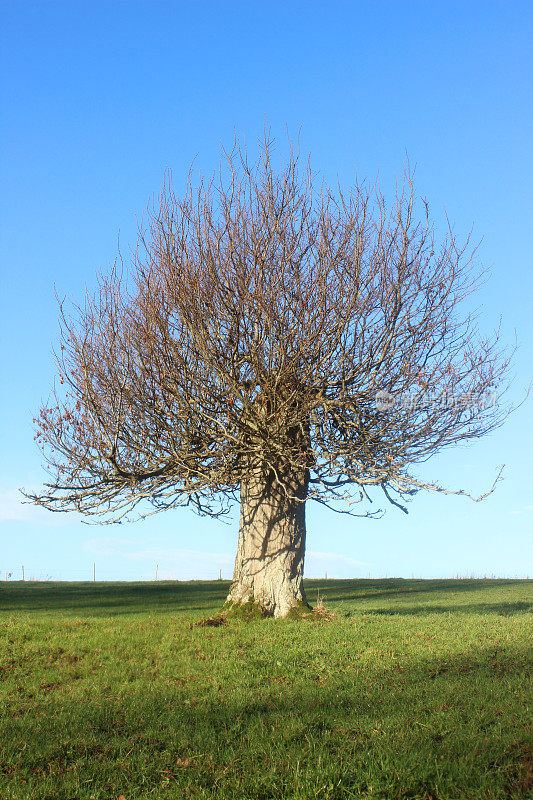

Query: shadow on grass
[
  {"left": 0, "top": 580, "right": 231, "bottom": 615},
  {"left": 365, "top": 601, "right": 532, "bottom": 616},
  {"left": 3, "top": 644, "right": 531, "bottom": 800},
  {"left": 0, "top": 578, "right": 530, "bottom": 616},
  {"left": 305, "top": 577, "right": 528, "bottom": 601}
]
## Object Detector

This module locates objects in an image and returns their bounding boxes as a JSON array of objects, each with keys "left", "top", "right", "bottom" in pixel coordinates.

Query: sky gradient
[{"left": 1, "top": 0, "right": 532, "bottom": 582}]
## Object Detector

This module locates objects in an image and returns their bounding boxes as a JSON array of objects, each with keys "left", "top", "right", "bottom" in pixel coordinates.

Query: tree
[{"left": 25, "top": 138, "right": 511, "bottom": 617}]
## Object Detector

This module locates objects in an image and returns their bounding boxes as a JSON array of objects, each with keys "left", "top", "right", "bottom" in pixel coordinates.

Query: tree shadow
[
  {"left": 0, "top": 578, "right": 529, "bottom": 616},
  {"left": 0, "top": 580, "right": 231, "bottom": 615},
  {"left": 304, "top": 578, "right": 530, "bottom": 605},
  {"left": 5, "top": 643, "right": 531, "bottom": 800},
  {"left": 364, "top": 600, "right": 532, "bottom": 616}
]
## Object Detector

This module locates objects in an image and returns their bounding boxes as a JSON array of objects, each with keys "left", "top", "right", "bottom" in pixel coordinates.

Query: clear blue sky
[{"left": 1, "top": 0, "right": 531, "bottom": 582}]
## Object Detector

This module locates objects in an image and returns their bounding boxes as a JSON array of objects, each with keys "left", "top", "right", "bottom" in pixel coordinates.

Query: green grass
[{"left": 0, "top": 579, "right": 531, "bottom": 800}]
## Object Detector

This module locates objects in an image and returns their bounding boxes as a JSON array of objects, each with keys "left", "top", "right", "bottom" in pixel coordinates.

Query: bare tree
[{"left": 25, "top": 137, "right": 511, "bottom": 617}]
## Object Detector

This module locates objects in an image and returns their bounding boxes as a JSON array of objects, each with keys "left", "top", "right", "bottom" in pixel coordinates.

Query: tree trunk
[{"left": 225, "top": 464, "right": 310, "bottom": 618}]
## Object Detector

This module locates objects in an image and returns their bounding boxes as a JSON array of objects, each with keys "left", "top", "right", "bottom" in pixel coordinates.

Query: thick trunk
[{"left": 226, "top": 464, "right": 310, "bottom": 618}]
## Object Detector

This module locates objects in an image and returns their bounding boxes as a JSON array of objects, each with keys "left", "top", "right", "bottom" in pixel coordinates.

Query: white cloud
[
  {"left": 83, "top": 536, "right": 233, "bottom": 579},
  {"left": 84, "top": 537, "right": 232, "bottom": 562},
  {"left": 307, "top": 551, "right": 368, "bottom": 566},
  {"left": 0, "top": 489, "right": 70, "bottom": 526},
  {"left": 82, "top": 539, "right": 367, "bottom": 580},
  {"left": 125, "top": 548, "right": 233, "bottom": 565},
  {"left": 509, "top": 504, "right": 533, "bottom": 516},
  {"left": 305, "top": 550, "right": 370, "bottom": 578},
  {"left": 83, "top": 537, "right": 138, "bottom": 555}
]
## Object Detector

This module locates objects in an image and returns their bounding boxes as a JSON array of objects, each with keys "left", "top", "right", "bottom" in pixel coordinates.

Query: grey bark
[{"left": 226, "top": 464, "right": 310, "bottom": 618}]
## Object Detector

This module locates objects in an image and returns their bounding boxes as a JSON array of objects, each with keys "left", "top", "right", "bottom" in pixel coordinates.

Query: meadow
[{"left": 0, "top": 578, "right": 531, "bottom": 800}]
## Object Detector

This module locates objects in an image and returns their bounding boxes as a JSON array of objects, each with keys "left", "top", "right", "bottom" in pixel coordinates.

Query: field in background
[{"left": 0, "top": 579, "right": 531, "bottom": 800}]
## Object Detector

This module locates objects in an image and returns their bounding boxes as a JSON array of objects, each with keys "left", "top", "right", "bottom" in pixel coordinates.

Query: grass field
[{"left": 0, "top": 578, "right": 531, "bottom": 800}]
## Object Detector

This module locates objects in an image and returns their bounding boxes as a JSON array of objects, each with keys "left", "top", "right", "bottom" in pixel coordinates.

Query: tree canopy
[{"left": 25, "top": 138, "right": 512, "bottom": 616}]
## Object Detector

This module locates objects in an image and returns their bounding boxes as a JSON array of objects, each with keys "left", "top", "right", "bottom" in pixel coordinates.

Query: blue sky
[{"left": 1, "top": 0, "right": 531, "bottom": 582}]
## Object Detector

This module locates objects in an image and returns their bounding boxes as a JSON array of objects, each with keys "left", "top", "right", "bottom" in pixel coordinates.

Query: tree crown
[{"left": 26, "top": 138, "right": 511, "bottom": 520}]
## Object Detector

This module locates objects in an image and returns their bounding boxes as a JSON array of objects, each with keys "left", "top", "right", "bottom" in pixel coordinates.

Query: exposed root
[
  {"left": 302, "top": 591, "right": 337, "bottom": 622},
  {"left": 190, "top": 614, "right": 228, "bottom": 628}
]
